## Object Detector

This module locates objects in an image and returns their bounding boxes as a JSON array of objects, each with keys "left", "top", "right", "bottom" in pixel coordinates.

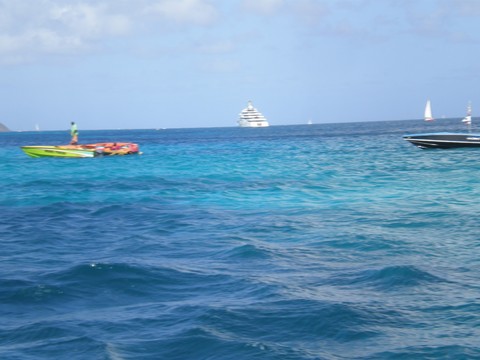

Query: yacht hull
[
  {"left": 403, "top": 133, "right": 480, "bottom": 149},
  {"left": 237, "top": 120, "right": 269, "bottom": 127}
]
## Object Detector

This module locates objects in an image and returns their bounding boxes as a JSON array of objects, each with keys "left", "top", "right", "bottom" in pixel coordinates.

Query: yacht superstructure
[{"left": 238, "top": 101, "right": 269, "bottom": 127}]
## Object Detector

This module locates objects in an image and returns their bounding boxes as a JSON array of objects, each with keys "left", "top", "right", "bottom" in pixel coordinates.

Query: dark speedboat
[
  {"left": 403, "top": 133, "right": 480, "bottom": 149},
  {"left": 404, "top": 102, "right": 477, "bottom": 149}
]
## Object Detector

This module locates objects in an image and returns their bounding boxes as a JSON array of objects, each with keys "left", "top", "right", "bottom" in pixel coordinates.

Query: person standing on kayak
[{"left": 70, "top": 122, "right": 78, "bottom": 145}]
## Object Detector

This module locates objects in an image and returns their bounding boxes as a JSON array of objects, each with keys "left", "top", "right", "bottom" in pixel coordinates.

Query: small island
[{"left": 0, "top": 123, "right": 10, "bottom": 132}]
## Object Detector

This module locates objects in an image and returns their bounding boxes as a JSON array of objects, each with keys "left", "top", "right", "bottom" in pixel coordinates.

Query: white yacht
[{"left": 237, "top": 100, "right": 269, "bottom": 127}]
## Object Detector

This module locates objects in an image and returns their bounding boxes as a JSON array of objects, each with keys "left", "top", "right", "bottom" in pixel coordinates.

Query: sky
[{"left": 1, "top": 0, "right": 480, "bottom": 130}]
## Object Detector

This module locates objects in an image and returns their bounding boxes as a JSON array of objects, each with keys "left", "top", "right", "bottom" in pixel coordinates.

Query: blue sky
[{"left": 1, "top": 0, "right": 480, "bottom": 130}]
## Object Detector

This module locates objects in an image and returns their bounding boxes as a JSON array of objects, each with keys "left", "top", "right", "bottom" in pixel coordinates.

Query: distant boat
[
  {"left": 35, "top": 124, "right": 40, "bottom": 131},
  {"left": 403, "top": 133, "right": 480, "bottom": 149},
  {"left": 462, "top": 101, "right": 472, "bottom": 132},
  {"left": 307, "top": 119, "right": 313, "bottom": 125},
  {"left": 403, "top": 102, "right": 480, "bottom": 149},
  {"left": 237, "top": 101, "right": 269, "bottom": 127},
  {"left": 424, "top": 100, "right": 434, "bottom": 122},
  {"left": 21, "top": 143, "right": 141, "bottom": 158}
]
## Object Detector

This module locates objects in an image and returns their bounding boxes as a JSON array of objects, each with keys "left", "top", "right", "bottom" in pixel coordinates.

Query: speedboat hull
[
  {"left": 21, "top": 143, "right": 140, "bottom": 158},
  {"left": 403, "top": 133, "right": 480, "bottom": 149},
  {"left": 21, "top": 146, "right": 96, "bottom": 158}
]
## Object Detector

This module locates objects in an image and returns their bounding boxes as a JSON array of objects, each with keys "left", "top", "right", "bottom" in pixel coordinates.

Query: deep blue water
[{"left": 1, "top": 119, "right": 480, "bottom": 359}]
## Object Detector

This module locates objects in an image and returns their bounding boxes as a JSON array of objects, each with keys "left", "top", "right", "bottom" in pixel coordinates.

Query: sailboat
[
  {"left": 403, "top": 101, "right": 480, "bottom": 148},
  {"left": 424, "top": 100, "right": 434, "bottom": 121},
  {"left": 462, "top": 101, "right": 472, "bottom": 132}
]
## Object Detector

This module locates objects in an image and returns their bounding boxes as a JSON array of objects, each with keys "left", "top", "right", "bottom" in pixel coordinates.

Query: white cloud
[
  {"left": 196, "top": 40, "right": 235, "bottom": 54},
  {"left": 1, "top": 0, "right": 478, "bottom": 65},
  {"left": 284, "top": 0, "right": 480, "bottom": 44},
  {"left": 0, "top": 34, "right": 22, "bottom": 54},
  {"left": 450, "top": 0, "right": 480, "bottom": 16},
  {"left": 0, "top": 1, "right": 132, "bottom": 62},
  {"left": 49, "top": 3, "right": 131, "bottom": 37},
  {"left": 0, "top": 27, "right": 86, "bottom": 61},
  {"left": 291, "top": 0, "right": 329, "bottom": 26},
  {"left": 0, "top": 0, "right": 219, "bottom": 63},
  {"left": 201, "top": 58, "right": 241, "bottom": 72},
  {"left": 145, "top": 0, "right": 218, "bottom": 25},
  {"left": 241, "top": 0, "right": 284, "bottom": 15}
]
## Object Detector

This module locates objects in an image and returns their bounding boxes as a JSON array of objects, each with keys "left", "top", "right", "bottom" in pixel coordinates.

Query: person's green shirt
[{"left": 71, "top": 122, "right": 78, "bottom": 135}]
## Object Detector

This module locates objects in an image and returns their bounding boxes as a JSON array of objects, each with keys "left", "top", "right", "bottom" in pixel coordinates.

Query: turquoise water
[{"left": 1, "top": 120, "right": 480, "bottom": 359}]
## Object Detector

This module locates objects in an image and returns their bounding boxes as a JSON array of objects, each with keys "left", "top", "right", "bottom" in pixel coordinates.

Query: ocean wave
[
  {"left": 368, "top": 345, "right": 480, "bottom": 359},
  {"left": 221, "top": 243, "right": 274, "bottom": 260},
  {"left": 94, "top": 299, "right": 393, "bottom": 359},
  {"left": 0, "top": 279, "right": 66, "bottom": 306},
  {"left": 196, "top": 299, "right": 386, "bottom": 343},
  {"left": 325, "top": 265, "right": 446, "bottom": 293},
  {"left": 41, "top": 262, "right": 240, "bottom": 303},
  {"left": 0, "top": 323, "right": 107, "bottom": 359},
  {"left": 3, "top": 125, "right": 480, "bottom": 359}
]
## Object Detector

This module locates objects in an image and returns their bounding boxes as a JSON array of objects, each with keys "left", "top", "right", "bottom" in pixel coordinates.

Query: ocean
[{"left": 1, "top": 119, "right": 480, "bottom": 359}]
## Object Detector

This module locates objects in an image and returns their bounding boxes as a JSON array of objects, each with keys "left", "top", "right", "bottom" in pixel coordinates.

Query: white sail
[
  {"left": 424, "top": 100, "right": 434, "bottom": 121},
  {"left": 462, "top": 102, "right": 472, "bottom": 124},
  {"left": 462, "top": 101, "right": 472, "bottom": 132}
]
